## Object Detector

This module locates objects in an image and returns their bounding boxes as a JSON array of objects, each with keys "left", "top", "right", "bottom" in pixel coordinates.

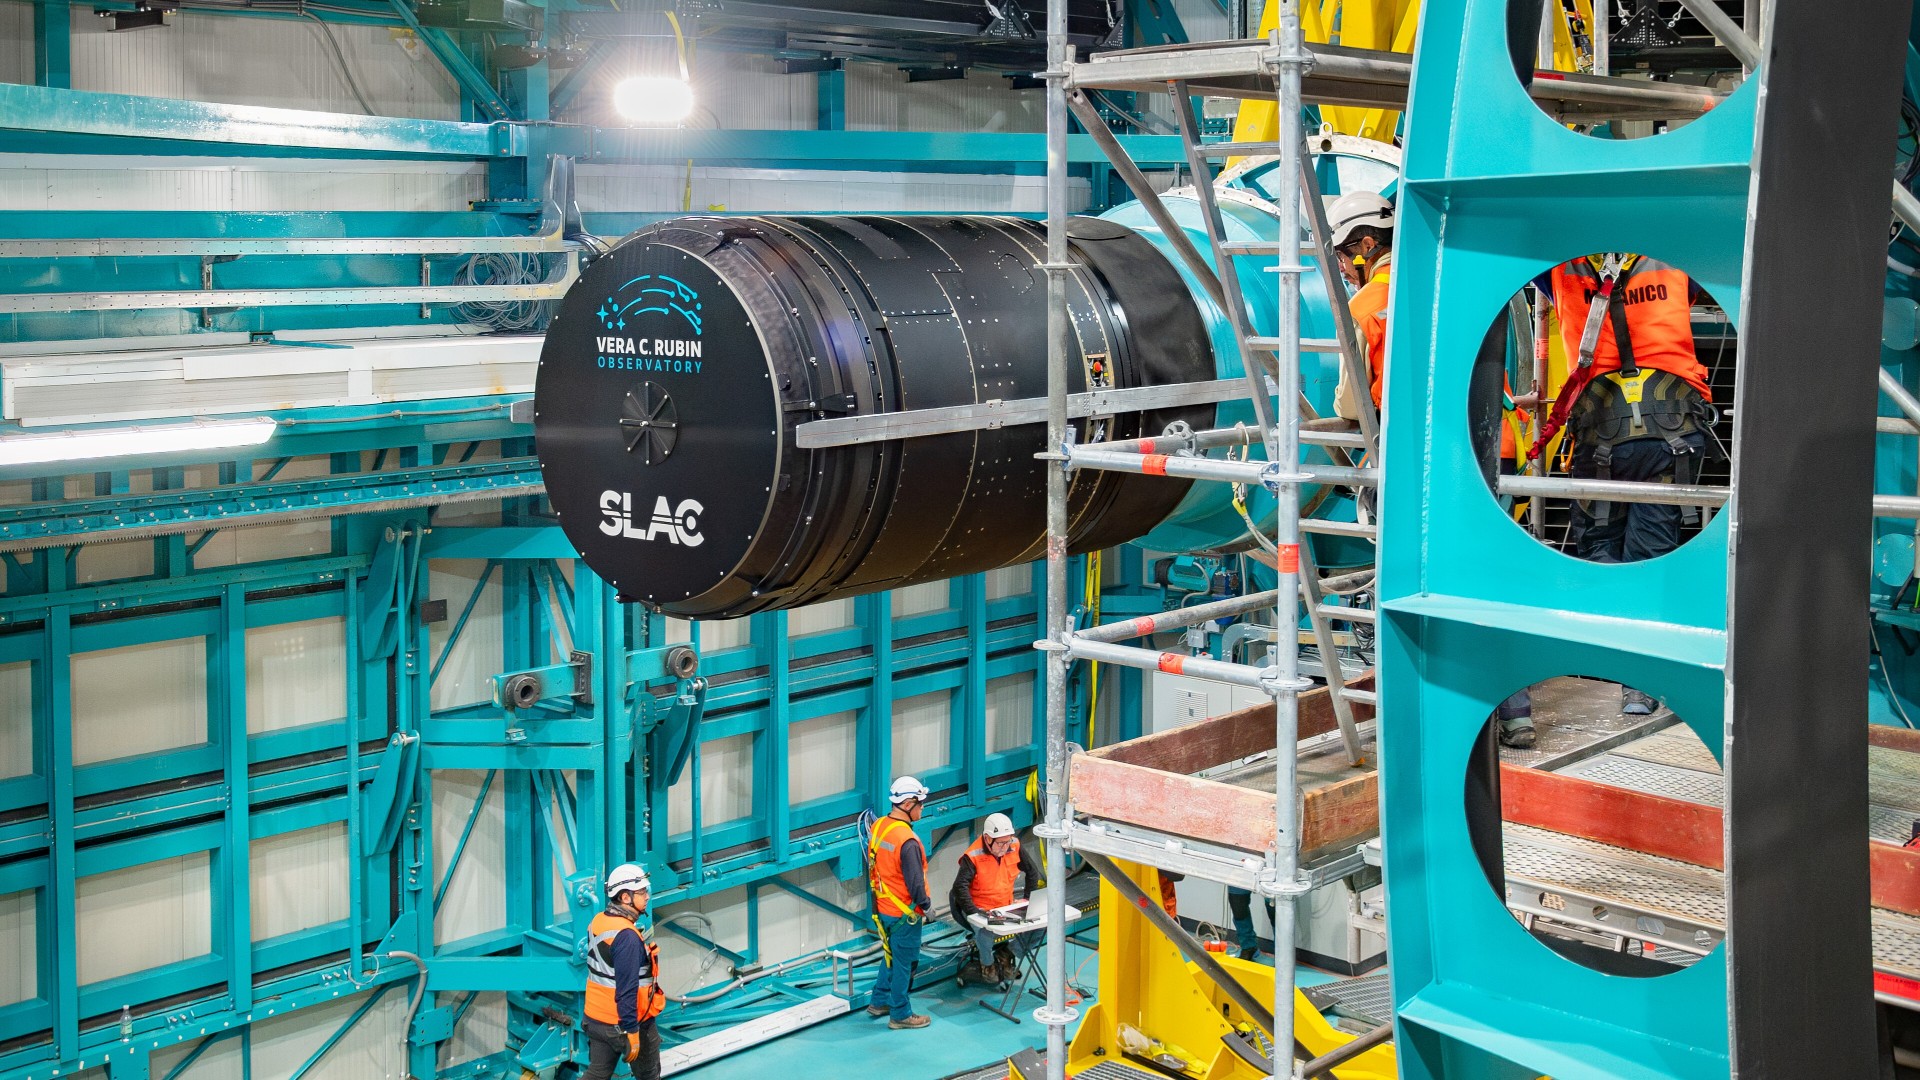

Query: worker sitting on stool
[
  {"left": 949, "top": 812, "right": 1045, "bottom": 985},
  {"left": 866, "top": 775, "right": 934, "bottom": 1029},
  {"left": 582, "top": 864, "right": 665, "bottom": 1080},
  {"left": 1531, "top": 253, "right": 1719, "bottom": 715}
]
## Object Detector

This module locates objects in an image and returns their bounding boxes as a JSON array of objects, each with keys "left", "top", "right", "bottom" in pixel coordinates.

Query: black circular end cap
[{"left": 534, "top": 228, "right": 781, "bottom": 613}]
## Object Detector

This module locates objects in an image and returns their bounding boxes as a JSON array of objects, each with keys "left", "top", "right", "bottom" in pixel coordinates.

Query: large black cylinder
[{"left": 534, "top": 214, "right": 1214, "bottom": 618}]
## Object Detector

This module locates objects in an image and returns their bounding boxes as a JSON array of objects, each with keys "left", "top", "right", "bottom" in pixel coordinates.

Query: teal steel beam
[
  {"left": 583, "top": 128, "right": 1192, "bottom": 167},
  {"left": 33, "top": 0, "right": 70, "bottom": 89},
  {"left": 382, "top": 0, "right": 515, "bottom": 122},
  {"left": 286, "top": 983, "right": 396, "bottom": 1080},
  {"left": 221, "top": 583, "right": 253, "bottom": 1015},
  {"left": 0, "top": 460, "right": 542, "bottom": 548},
  {"left": 762, "top": 876, "right": 869, "bottom": 929},
  {"left": 0, "top": 83, "right": 517, "bottom": 157}
]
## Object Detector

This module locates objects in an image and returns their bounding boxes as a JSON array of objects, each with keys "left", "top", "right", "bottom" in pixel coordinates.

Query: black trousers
[
  {"left": 1568, "top": 431, "right": 1709, "bottom": 563},
  {"left": 583, "top": 1017, "right": 659, "bottom": 1080}
]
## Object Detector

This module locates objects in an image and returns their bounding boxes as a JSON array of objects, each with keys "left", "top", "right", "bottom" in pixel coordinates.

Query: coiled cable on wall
[{"left": 454, "top": 252, "right": 550, "bottom": 332}]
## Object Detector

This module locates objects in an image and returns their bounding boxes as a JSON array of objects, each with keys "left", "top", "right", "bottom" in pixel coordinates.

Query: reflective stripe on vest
[
  {"left": 869, "top": 815, "right": 925, "bottom": 918},
  {"left": 963, "top": 836, "right": 1023, "bottom": 911},
  {"left": 1549, "top": 257, "right": 1710, "bottom": 399},
  {"left": 584, "top": 911, "right": 665, "bottom": 1025}
]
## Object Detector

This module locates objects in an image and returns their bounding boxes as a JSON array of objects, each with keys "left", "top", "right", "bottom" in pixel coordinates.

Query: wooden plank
[
  {"left": 1070, "top": 753, "right": 1278, "bottom": 852},
  {"left": 1498, "top": 762, "right": 1723, "bottom": 868},
  {"left": 1868, "top": 725, "right": 1920, "bottom": 755},
  {"left": 1299, "top": 771, "right": 1378, "bottom": 855},
  {"left": 1089, "top": 674, "right": 1374, "bottom": 772},
  {"left": 1870, "top": 841, "right": 1920, "bottom": 918}
]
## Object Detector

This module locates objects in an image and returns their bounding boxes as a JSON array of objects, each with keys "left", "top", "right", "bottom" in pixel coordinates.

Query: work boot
[
  {"left": 1496, "top": 688, "right": 1535, "bottom": 749},
  {"left": 1622, "top": 688, "right": 1657, "bottom": 716},
  {"left": 1237, "top": 946, "right": 1260, "bottom": 961},
  {"left": 889, "top": 1014, "right": 931, "bottom": 1030},
  {"left": 865, "top": 1005, "right": 890, "bottom": 1017}
]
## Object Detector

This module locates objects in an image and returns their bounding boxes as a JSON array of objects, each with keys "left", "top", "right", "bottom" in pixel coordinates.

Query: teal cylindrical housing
[{"left": 1106, "top": 147, "right": 1397, "bottom": 568}]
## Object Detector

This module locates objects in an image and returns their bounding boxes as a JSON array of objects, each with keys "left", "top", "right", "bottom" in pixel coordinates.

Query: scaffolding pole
[
  {"left": 1263, "top": 0, "right": 1313, "bottom": 1049},
  {"left": 1037, "top": 0, "right": 1077, "bottom": 1075}
]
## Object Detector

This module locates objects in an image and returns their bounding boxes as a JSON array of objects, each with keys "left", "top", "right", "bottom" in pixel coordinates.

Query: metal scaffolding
[{"left": 1031, "top": 3, "right": 1757, "bottom": 1073}]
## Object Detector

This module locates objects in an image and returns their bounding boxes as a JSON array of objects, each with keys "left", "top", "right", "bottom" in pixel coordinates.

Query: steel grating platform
[
  {"left": 1072, "top": 1061, "right": 1171, "bottom": 1080},
  {"left": 1502, "top": 728, "right": 1920, "bottom": 1005},
  {"left": 1307, "top": 972, "right": 1394, "bottom": 1027}
]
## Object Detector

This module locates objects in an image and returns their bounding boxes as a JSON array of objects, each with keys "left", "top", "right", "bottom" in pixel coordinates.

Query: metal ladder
[{"left": 1167, "top": 68, "right": 1379, "bottom": 765}]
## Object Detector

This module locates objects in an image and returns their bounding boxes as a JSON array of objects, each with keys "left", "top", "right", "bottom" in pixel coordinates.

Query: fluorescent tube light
[{"left": 0, "top": 417, "right": 277, "bottom": 467}]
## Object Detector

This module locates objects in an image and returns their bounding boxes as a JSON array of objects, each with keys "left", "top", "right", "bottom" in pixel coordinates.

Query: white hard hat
[
  {"left": 983, "top": 813, "right": 1015, "bottom": 839},
  {"left": 606, "top": 863, "right": 651, "bottom": 897},
  {"left": 889, "top": 775, "right": 930, "bottom": 805},
  {"left": 1327, "top": 191, "right": 1395, "bottom": 249}
]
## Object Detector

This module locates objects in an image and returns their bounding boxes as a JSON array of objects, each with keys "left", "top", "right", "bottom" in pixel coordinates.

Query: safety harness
[
  {"left": 585, "top": 912, "right": 666, "bottom": 1024},
  {"left": 1527, "top": 254, "right": 1719, "bottom": 526}
]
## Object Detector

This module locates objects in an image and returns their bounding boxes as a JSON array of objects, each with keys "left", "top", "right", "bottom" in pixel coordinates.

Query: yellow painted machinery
[{"left": 1047, "top": 861, "right": 1395, "bottom": 1080}]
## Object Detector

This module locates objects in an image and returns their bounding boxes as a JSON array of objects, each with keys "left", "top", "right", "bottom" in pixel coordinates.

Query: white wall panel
[
  {"left": 194, "top": 455, "right": 337, "bottom": 568},
  {"left": 70, "top": 10, "right": 459, "bottom": 119},
  {"left": 0, "top": 888, "right": 34, "bottom": 1008},
  {"left": 700, "top": 617, "right": 750, "bottom": 652},
  {"left": 0, "top": 4, "right": 29, "bottom": 84},
  {"left": 668, "top": 731, "right": 753, "bottom": 832},
  {"left": 427, "top": 560, "right": 503, "bottom": 711},
  {"left": 433, "top": 768, "right": 505, "bottom": 946},
  {"left": 152, "top": 1031, "right": 242, "bottom": 1080},
  {"left": 248, "top": 988, "right": 406, "bottom": 1080},
  {"left": 891, "top": 580, "right": 949, "bottom": 618},
  {"left": 789, "top": 597, "right": 854, "bottom": 636},
  {"left": 250, "top": 823, "right": 348, "bottom": 941},
  {"left": 891, "top": 689, "right": 951, "bottom": 776},
  {"left": 0, "top": 660, "right": 31, "bottom": 780},
  {"left": 71, "top": 636, "right": 206, "bottom": 766},
  {"left": 787, "top": 710, "right": 856, "bottom": 805},
  {"left": 986, "top": 564, "right": 1033, "bottom": 600},
  {"left": 75, "top": 539, "right": 154, "bottom": 584},
  {"left": 845, "top": 63, "right": 1043, "bottom": 133},
  {"left": 576, "top": 163, "right": 1085, "bottom": 215},
  {"left": 76, "top": 851, "right": 211, "bottom": 984},
  {"left": 247, "top": 617, "right": 346, "bottom": 734},
  {"left": 0, "top": 155, "right": 485, "bottom": 214},
  {"left": 984, "top": 672, "right": 1033, "bottom": 755},
  {"left": 440, "top": 991, "right": 507, "bottom": 1069}
]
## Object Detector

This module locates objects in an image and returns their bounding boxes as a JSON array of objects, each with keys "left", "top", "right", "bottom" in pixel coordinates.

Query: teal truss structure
[{"left": 1379, "top": 0, "right": 1910, "bottom": 1077}]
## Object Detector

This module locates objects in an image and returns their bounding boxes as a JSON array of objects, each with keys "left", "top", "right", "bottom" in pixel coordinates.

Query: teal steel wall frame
[
  {"left": 1381, "top": 2, "right": 1913, "bottom": 1077},
  {"left": 1378, "top": 4, "right": 1753, "bottom": 1078}
]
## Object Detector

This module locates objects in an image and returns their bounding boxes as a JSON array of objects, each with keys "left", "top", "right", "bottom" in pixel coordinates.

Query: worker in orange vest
[
  {"left": 582, "top": 864, "right": 665, "bottom": 1080},
  {"left": 866, "top": 775, "right": 933, "bottom": 1029},
  {"left": 1531, "top": 253, "right": 1719, "bottom": 714},
  {"left": 1330, "top": 191, "right": 1394, "bottom": 423},
  {"left": 949, "top": 812, "right": 1045, "bottom": 984}
]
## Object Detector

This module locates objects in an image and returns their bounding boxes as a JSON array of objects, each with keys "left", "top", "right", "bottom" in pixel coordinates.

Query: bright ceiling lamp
[
  {"left": 612, "top": 75, "right": 696, "bottom": 125},
  {"left": 0, "top": 417, "right": 277, "bottom": 467}
]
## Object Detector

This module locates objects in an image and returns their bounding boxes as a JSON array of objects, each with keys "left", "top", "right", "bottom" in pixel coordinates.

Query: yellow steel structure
[
  {"left": 1064, "top": 861, "right": 1396, "bottom": 1080},
  {"left": 1227, "top": 0, "right": 1419, "bottom": 154}
]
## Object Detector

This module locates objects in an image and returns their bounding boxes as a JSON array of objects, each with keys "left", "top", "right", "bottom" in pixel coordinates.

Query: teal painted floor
[{"left": 679, "top": 943, "right": 1350, "bottom": 1080}]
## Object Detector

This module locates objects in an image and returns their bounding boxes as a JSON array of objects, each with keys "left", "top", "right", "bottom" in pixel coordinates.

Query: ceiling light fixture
[
  {"left": 612, "top": 76, "right": 696, "bottom": 125},
  {"left": 0, "top": 417, "right": 278, "bottom": 467}
]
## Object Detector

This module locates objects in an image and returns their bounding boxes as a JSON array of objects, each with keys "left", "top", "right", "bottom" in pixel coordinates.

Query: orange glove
[{"left": 626, "top": 1031, "right": 640, "bottom": 1062}]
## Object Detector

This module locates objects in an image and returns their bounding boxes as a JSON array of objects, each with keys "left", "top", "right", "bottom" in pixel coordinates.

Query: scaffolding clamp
[{"left": 1255, "top": 867, "right": 1313, "bottom": 900}]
